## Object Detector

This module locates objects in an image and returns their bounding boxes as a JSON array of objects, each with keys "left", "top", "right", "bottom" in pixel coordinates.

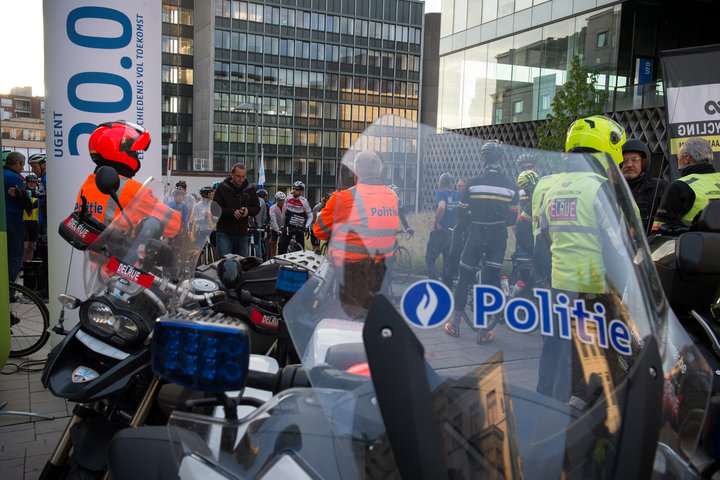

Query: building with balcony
[{"left": 0, "top": 87, "right": 45, "bottom": 121}]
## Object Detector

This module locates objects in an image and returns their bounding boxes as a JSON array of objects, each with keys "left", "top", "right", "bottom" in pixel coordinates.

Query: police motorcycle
[
  {"left": 39, "top": 167, "right": 311, "bottom": 479},
  {"left": 108, "top": 116, "right": 716, "bottom": 479}
]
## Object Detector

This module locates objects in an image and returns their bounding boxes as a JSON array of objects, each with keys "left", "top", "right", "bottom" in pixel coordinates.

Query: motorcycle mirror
[
  {"left": 95, "top": 166, "right": 124, "bottom": 211},
  {"left": 95, "top": 166, "right": 120, "bottom": 195}
]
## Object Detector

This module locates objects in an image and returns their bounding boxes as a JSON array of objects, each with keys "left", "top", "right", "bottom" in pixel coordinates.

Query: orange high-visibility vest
[
  {"left": 75, "top": 174, "right": 181, "bottom": 238},
  {"left": 314, "top": 184, "right": 399, "bottom": 264}
]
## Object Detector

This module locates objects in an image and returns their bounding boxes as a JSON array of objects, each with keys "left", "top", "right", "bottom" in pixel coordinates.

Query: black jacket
[
  {"left": 655, "top": 163, "right": 716, "bottom": 229},
  {"left": 456, "top": 165, "right": 518, "bottom": 232},
  {"left": 214, "top": 177, "right": 260, "bottom": 236},
  {"left": 626, "top": 174, "right": 668, "bottom": 233}
]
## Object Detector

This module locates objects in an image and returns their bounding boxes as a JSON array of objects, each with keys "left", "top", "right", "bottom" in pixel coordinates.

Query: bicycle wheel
[
  {"left": 288, "top": 241, "right": 303, "bottom": 253},
  {"left": 9, "top": 282, "right": 50, "bottom": 357},
  {"left": 393, "top": 246, "right": 412, "bottom": 284}
]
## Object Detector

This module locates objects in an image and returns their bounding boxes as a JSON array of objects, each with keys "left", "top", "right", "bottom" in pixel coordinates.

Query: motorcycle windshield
[
  {"left": 168, "top": 116, "right": 713, "bottom": 479},
  {"left": 278, "top": 116, "right": 713, "bottom": 479},
  {"left": 84, "top": 177, "right": 219, "bottom": 311}
]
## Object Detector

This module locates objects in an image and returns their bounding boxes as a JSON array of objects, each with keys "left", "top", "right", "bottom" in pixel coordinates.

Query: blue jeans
[
  {"left": 216, "top": 232, "right": 249, "bottom": 258},
  {"left": 7, "top": 222, "right": 24, "bottom": 282}
]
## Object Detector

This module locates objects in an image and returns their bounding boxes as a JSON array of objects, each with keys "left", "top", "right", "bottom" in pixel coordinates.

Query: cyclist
[
  {"left": 278, "top": 181, "right": 312, "bottom": 254},
  {"left": 199, "top": 186, "right": 214, "bottom": 200},
  {"left": 23, "top": 173, "right": 41, "bottom": 262},
  {"left": 444, "top": 142, "right": 518, "bottom": 344},
  {"left": 268, "top": 191, "right": 286, "bottom": 258},
  {"left": 310, "top": 192, "right": 332, "bottom": 254}
]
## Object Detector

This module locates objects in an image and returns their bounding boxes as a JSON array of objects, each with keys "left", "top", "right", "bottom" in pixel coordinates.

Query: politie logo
[{"left": 401, "top": 280, "right": 454, "bottom": 328}]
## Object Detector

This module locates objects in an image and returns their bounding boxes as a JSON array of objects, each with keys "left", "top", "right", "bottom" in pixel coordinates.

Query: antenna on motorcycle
[{"left": 95, "top": 166, "right": 123, "bottom": 211}]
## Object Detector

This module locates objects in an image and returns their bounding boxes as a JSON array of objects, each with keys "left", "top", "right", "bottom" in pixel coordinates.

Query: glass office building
[
  {"left": 438, "top": 0, "right": 621, "bottom": 130},
  {"left": 164, "top": 0, "right": 423, "bottom": 205},
  {"left": 437, "top": 0, "right": 720, "bottom": 131}
]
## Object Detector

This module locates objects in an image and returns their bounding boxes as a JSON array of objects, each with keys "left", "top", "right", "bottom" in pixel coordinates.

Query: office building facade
[
  {"left": 162, "top": 0, "right": 424, "bottom": 206},
  {"left": 436, "top": 0, "right": 720, "bottom": 131}
]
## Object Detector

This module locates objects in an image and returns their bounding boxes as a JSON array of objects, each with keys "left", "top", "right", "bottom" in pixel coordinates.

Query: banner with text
[
  {"left": 661, "top": 44, "right": 720, "bottom": 181},
  {"left": 44, "top": 1, "right": 160, "bottom": 326}
]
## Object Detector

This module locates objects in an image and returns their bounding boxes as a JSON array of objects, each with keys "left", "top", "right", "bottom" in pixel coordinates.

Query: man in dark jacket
[
  {"left": 621, "top": 139, "right": 668, "bottom": 234},
  {"left": 653, "top": 137, "right": 720, "bottom": 232},
  {"left": 4, "top": 151, "right": 32, "bottom": 282},
  {"left": 214, "top": 163, "right": 260, "bottom": 257}
]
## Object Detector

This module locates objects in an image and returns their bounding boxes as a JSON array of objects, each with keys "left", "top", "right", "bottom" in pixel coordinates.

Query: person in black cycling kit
[
  {"left": 278, "top": 181, "right": 313, "bottom": 254},
  {"left": 444, "top": 142, "right": 518, "bottom": 344},
  {"left": 388, "top": 184, "right": 414, "bottom": 236}
]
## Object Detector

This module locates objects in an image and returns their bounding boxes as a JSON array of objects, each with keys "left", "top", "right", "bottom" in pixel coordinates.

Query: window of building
[
  {"left": 179, "top": 8, "right": 193, "bottom": 25},
  {"left": 495, "top": 107, "right": 503, "bottom": 124},
  {"left": 541, "top": 94, "right": 551, "bottom": 111},
  {"left": 1, "top": 98, "right": 12, "bottom": 107},
  {"left": 597, "top": 31, "right": 608, "bottom": 48},
  {"left": 232, "top": 1, "right": 248, "bottom": 20},
  {"left": 487, "top": 390, "right": 497, "bottom": 425},
  {"left": 216, "top": 0, "right": 231, "bottom": 18},
  {"left": 513, "top": 100, "right": 523, "bottom": 114},
  {"left": 280, "top": 8, "right": 294, "bottom": 26},
  {"left": 162, "top": 35, "right": 177, "bottom": 54},
  {"left": 162, "top": 5, "right": 178, "bottom": 24}
]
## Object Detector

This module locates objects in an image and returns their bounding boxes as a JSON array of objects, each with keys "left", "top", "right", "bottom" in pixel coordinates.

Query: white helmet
[{"left": 275, "top": 191, "right": 287, "bottom": 201}]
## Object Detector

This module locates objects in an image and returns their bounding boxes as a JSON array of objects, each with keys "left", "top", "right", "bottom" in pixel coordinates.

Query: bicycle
[
  {"left": 8, "top": 282, "right": 50, "bottom": 357},
  {"left": 391, "top": 230, "right": 413, "bottom": 284}
]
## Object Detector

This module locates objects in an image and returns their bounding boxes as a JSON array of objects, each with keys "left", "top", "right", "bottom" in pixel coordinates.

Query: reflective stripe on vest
[
  {"left": 328, "top": 185, "right": 399, "bottom": 262},
  {"left": 545, "top": 172, "right": 606, "bottom": 294},
  {"left": 679, "top": 172, "right": 720, "bottom": 222},
  {"left": 103, "top": 177, "right": 131, "bottom": 225}
]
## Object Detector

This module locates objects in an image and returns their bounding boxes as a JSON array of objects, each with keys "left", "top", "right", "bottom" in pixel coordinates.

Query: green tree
[{"left": 536, "top": 55, "right": 609, "bottom": 151}]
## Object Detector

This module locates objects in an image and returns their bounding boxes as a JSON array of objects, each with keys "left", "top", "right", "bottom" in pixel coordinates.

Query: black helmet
[
  {"left": 257, "top": 189, "right": 268, "bottom": 198},
  {"left": 622, "top": 139, "right": 651, "bottom": 172},
  {"left": 25, "top": 173, "right": 39, "bottom": 183},
  {"left": 199, "top": 186, "right": 214, "bottom": 198},
  {"left": 176, "top": 180, "right": 187, "bottom": 189},
  {"left": 480, "top": 141, "right": 503, "bottom": 166}
]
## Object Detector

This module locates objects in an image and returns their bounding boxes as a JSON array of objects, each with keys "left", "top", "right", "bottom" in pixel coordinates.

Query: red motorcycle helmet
[{"left": 88, "top": 121, "right": 150, "bottom": 178}]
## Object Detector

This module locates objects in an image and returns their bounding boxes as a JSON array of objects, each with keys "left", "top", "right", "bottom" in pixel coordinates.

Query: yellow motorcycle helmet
[{"left": 565, "top": 115, "right": 626, "bottom": 166}]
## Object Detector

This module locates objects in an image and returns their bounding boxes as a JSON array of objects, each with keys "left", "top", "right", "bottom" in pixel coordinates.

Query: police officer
[
  {"left": 621, "top": 139, "right": 667, "bottom": 233},
  {"left": 314, "top": 150, "right": 399, "bottom": 310},
  {"left": 653, "top": 137, "right": 720, "bottom": 232},
  {"left": 74, "top": 121, "right": 181, "bottom": 237},
  {"left": 444, "top": 142, "right": 518, "bottom": 343},
  {"left": 537, "top": 115, "right": 628, "bottom": 402}
]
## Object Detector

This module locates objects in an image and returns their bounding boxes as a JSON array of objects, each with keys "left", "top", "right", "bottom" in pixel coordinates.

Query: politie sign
[{"left": 44, "top": 1, "right": 161, "bottom": 326}]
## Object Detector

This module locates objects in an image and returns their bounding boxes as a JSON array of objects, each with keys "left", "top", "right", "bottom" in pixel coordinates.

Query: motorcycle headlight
[{"left": 81, "top": 299, "right": 147, "bottom": 349}]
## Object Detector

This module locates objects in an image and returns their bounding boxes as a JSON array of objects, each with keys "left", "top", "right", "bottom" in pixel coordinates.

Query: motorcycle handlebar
[{"left": 239, "top": 289, "right": 281, "bottom": 313}]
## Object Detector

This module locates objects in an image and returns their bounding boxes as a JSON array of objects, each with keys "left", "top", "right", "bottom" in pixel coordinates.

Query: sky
[
  {"left": 0, "top": 0, "right": 439, "bottom": 98},
  {"left": 1, "top": 0, "right": 45, "bottom": 96}
]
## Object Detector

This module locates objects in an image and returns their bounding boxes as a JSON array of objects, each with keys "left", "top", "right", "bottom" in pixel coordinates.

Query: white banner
[{"left": 44, "top": 1, "right": 161, "bottom": 328}]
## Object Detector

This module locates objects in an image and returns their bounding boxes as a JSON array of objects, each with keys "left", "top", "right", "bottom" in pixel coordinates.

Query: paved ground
[{"left": 0, "top": 340, "right": 71, "bottom": 480}]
